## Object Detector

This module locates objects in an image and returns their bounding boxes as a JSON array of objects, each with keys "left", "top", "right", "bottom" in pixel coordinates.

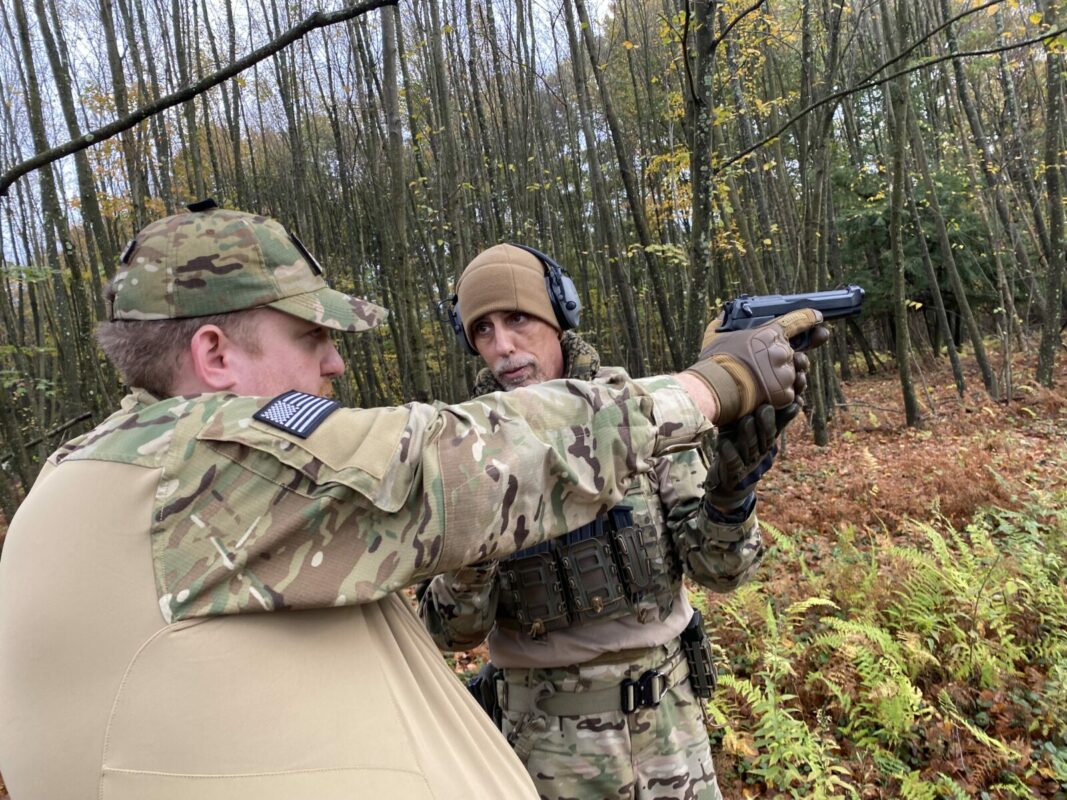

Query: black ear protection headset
[{"left": 447, "top": 243, "right": 582, "bottom": 355}]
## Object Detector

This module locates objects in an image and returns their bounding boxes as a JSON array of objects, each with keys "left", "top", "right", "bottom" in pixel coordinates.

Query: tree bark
[
  {"left": 1037, "top": 0, "right": 1065, "bottom": 386},
  {"left": 383, "top": 6, "right": 431, "bottom": 402},
  {"left": 562, "top": 0, "right": 645, "bottom": 375}
]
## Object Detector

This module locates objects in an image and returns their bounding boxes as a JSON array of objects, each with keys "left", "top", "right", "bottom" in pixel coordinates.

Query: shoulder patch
[{"left": 253, "top": 390, "right": 340, "bottom": 438}]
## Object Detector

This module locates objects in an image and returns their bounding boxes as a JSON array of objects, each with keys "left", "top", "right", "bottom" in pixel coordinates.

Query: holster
[
  {"left": 679, "top": 608, "right": 716, "bottom": 698},
  {"left": 466, "top": 661, "right": 503, "bottom": 729}
]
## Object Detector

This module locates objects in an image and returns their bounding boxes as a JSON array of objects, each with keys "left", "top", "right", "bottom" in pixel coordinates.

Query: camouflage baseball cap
[{"left": 109, "top": 200, "right": 387, "bottom": 332}]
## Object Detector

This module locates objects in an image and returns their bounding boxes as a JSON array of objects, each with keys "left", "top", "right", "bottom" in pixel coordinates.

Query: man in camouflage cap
[
  {"left": 420, "top": 243, "right": 825, "bottom": 800},
  {"left": 0, "top": 204, "right": 823, "bottom": 799}
]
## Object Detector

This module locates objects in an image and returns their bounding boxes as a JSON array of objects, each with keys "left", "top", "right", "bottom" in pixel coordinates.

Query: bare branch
[
  {"left": 0, "top": 0, "right": 398, "bottom": 198},
  {"left": 852, "top": 0, "right": 1006, "bottom": 99},
  {"left": 720, "top": 24, "right": 1067, "bottom": 173}
]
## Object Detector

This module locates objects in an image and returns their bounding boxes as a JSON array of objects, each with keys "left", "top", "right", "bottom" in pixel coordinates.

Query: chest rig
[{"left": 497, "top": 505, "right": 679, "bottom": 638}]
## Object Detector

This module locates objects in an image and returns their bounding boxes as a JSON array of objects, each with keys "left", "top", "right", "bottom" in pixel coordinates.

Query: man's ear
[{"left": 187, "top": 324, "right": 240, "bottom": 392}]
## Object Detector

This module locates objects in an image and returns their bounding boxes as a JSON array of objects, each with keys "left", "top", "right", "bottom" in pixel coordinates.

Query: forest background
[{"left": 0, "top": 0, "right": 1065, "bottom": 795}]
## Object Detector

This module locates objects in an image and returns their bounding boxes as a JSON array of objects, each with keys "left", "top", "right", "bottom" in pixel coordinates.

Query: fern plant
[
  {"left": 809, "top": 616, "right": 928, "bottom": 748},
  {"left": 709, "top": 596, "right": 855, "bottom": 798},
  {"left": 702, "top": 486, "right": 1067, "bottom": 798}
]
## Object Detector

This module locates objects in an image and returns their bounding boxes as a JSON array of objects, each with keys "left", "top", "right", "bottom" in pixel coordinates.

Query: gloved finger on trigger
[
  {"left": 775, "top": 308, "right": 824, "bottom": 339},
  {"left": 807, "top": 323, "right": 831, "bottom": 349}
]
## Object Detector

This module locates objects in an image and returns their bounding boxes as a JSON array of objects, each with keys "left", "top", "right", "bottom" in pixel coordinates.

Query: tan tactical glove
[{"left": 686, "top": 309, "right": 826, "bottom": 425}]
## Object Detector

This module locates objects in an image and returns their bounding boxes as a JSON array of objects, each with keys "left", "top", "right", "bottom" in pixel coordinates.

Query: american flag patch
[{"left": 253, "top": 391, "right": 340, "bottom": 438}]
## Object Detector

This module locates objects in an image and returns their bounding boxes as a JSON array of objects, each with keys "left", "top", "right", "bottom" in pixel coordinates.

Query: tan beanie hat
[{"left": 456, "top": 244, "right": 557, "bottom": 342}]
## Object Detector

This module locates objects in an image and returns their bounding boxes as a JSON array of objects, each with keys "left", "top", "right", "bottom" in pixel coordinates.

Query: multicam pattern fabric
[
  {"left": 111, "top": 207, "right": 387, "bottom": 332},
  {"left": 421, "top": 334, "right": 764, "bottom": 653},
  {"left": 666, "top": 453, "right": 765, "bottom": 591},
  {"left": 420, "top": 332, "right": 762, "bottom": 800},
  {"left": 52, "top": 376, "right": 708, "bottom": 624},
  {"left": 500, "top": 645, "right": 723, "bottom": 800}
]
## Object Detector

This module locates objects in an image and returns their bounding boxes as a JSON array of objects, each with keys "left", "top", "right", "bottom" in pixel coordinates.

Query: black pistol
[{"left": 716, "top": 285, "right": 865, "bottom": 350}]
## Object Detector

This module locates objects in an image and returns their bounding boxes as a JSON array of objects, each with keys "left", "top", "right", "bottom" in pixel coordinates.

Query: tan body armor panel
[{"left": 0, "top": 461, "right": 538, "bottom": 799}]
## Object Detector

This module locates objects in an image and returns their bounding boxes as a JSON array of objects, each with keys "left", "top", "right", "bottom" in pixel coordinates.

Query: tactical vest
[{"left": 496, "top": 506, "right": 679, "bottom": 638}]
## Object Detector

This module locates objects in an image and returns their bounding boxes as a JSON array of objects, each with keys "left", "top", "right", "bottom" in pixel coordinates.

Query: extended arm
[
  {"left": 158, "top": 376, "right": 709, "bottom": 621},
  {"left": 156, "top": 314, "right": 827, "bottom": 621}
]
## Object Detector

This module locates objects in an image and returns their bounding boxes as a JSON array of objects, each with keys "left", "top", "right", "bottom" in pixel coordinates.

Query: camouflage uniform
[
  {"left": 500, "top": 645, "right": 718, "bottom": 800},
  {"left": 420, "top": 331, "right": 764, "bottom": 800},
  {"left": 0, "top": 206, "right": 715, "bottom": 800}
]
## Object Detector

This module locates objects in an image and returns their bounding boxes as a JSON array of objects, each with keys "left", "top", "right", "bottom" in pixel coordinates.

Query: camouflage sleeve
[
  {"left": 158, "top": 376, "right": 711, "bottom": 621},
  {"left": 659, "top": 446, "right": 764, "bottom": 593},
  {"left": 417, "top": 563, "right": 500, "bottom": 651}
]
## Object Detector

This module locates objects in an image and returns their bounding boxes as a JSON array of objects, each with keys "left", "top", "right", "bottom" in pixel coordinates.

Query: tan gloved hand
[{"left": 686, "top": 309, "right": 825, "bottom": 425}]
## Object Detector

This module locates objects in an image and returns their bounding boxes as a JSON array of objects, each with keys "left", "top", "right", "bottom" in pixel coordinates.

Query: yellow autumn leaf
[
  {"left": 722, "top": 729, "right": 759, "bottom": 758},
  {"left": 1030, "top": 12, "right": 1043, "bottom": 24},
  {"left": 623, "top": 39, "right": 636, "bottom": 49}
]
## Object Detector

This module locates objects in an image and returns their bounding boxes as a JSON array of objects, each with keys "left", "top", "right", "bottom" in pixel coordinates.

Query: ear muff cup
[
  {"left": 447, "top": 294, "right": 479, "bottom": 355},
  {"left": 448, "top": 244, "right": 582, "bottom": 354}
]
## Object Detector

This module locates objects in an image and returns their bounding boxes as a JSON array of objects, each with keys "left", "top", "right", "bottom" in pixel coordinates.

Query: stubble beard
[{"left": 493, "top": 357, "right": 541, "bottom": 390}]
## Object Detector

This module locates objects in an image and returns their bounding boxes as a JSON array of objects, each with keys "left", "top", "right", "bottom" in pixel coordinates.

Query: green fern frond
[
  {"left": 785, "top": 596, "right": 838, "bottom": 621},
  {"left": 761, "top": 521, "right": 793, "bottom": 554},
  {"left": 934, "top": 774, "right": 973, "bottom": 800},
  {"left": 898, "top": 770, "right": 939, "bottom": 800},
  {"left": 937, "top": 689, "right": 1019, "bottom": 759}
]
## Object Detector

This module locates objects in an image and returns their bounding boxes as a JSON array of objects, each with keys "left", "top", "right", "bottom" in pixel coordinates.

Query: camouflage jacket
[
  {"left": 50, "top": 376, "right": 708, "bottom": 623},
  {"left": 417, "top": 332, "right": 765, "bottom": 654}
]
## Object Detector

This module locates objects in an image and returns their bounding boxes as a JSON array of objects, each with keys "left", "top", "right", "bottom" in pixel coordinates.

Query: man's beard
[{"left": 493, "top": 357, "right": 539, "bottom": 390}]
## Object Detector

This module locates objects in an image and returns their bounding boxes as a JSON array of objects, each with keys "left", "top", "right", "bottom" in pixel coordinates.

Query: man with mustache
[
  {"left": 0, "top": 205, "right": 822, "bottom": 800},
  {"left": 420, "top": 243, "right": 823, "bottom": 800}
]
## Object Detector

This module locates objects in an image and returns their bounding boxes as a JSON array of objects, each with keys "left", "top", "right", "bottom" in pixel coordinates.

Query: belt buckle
[{"left": 620, "top": 669, "right": 665, "bottom": 713}]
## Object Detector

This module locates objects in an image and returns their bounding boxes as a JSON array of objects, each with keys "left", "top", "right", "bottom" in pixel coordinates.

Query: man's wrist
[
  {"left": 704, "top": 492, "right": 756, "bottom": 524},
  {"left": 672, "top": 371, "right": 720, "bottom": 423}
]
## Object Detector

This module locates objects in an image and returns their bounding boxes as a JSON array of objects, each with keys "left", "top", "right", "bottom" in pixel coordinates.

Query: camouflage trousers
[{"left": 499, "top": 642, "right": 723, "bottom": 800}]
